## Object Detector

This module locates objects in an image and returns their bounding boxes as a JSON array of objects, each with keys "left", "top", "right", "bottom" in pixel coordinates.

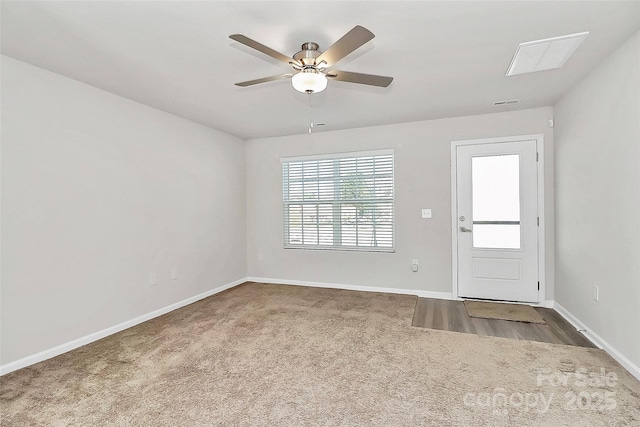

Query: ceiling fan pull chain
[{"left": 308, "top": 92, "right": 313, "bottom": 134}]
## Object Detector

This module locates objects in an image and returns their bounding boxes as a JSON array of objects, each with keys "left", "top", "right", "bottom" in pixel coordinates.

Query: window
[
  {"left": 471, "top": 154, "right": 521, "bottom": 249},
  {"left": 282, "top": 150, "right": 394, "bottom": 251}
]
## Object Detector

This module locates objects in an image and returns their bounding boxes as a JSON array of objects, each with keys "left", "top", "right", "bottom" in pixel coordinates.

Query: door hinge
[
  {"left": 536, "top": 152, "right": 539, "bottom": 161},
  {"left": 538, "top": 281, "right": 540, "bottom": 290},
  {"left": 537, "top": 217, "right": 540, "bottom": 226}
]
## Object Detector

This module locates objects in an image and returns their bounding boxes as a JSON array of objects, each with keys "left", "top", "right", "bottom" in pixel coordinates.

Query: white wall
[
  {"left": 246, "top": 108, "right": 554, "bottom": 297},
  {"left": 1, "top": 56, "right": 247, "bottom": 365},
  {"left": 554, "top": 32, "right": 640, "bottom": 369}
]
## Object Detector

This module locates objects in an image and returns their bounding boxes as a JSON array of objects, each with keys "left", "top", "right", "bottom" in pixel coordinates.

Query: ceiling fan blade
[
  {"left": 234, "top": 74, "right": 292, "bottom": 87},
  {"left": 230, "top": 34, "right": 297, "bottom": 66},
  {"left": 326, "top": 70, "right": 393, "bottom": 87},
  {"left": 316, "top": 26, "right": 375, "bottom": 67}
]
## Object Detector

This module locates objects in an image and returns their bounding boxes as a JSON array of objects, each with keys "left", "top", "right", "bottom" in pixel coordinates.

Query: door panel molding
[
  {"left": 472, "top": 258, "right": 522, "bottom": 281},
  {"left": 451, "top": 134, "right": 546, "bottom": 303}
]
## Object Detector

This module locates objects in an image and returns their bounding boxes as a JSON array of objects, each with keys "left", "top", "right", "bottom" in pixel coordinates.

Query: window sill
[{"left": 283, "top": 245, "right": 395, "bottom": 253}]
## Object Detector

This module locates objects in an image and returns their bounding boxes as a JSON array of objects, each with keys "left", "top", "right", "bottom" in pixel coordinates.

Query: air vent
[
  {"left": 492, "top": 99, "right": 521, "bottom": 106},
  {"left": 506, "top": 32, "right": 589, "bottom": 76}
]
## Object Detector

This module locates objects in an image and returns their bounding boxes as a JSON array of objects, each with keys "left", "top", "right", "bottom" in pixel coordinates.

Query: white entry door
[{"left": 455, "top": 138, "right": 539, "bottom": 303}]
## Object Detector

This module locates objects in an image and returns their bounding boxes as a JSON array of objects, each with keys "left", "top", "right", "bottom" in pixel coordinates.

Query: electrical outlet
[
  {"left": 593, "top": 285, "right": 599, "bottom": 301},
  {"left": 421, "top": 209, "right": 432, "bottom": 219},
  {"left": 412, "top": 259, "right": 418, "bottom": 272},
  {"left": 171, "top": 268, "right": 178, "bottom": 280},
  {"left": 149, "top": 273, "right": 157, "bottom": 287}
]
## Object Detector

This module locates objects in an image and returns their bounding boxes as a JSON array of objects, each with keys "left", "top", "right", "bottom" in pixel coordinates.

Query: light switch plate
[{"left": 421, "top": 209, "right": 432, "bottom": 219}]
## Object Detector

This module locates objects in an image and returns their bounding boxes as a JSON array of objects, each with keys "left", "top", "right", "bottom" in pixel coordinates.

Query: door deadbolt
[{"left": 459, "top": 216, "right": 466, "bottom": 221}]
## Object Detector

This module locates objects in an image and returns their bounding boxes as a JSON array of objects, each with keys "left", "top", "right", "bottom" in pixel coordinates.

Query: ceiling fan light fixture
[{"left": 292, "top": 69, "right": 328, "bottom": 93}]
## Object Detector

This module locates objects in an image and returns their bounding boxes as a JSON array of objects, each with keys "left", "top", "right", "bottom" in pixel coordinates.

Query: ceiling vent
[
  {"left": 492, "top": 99, "right": 521, "bottom": 106},
  {"left": 506, "top": 32, "right": 589, "bottom": 76}
]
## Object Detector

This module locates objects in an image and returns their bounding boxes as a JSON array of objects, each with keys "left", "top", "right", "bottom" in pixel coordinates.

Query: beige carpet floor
[{"left": 1, "top": 282, "right": 639, "bottom": 426}]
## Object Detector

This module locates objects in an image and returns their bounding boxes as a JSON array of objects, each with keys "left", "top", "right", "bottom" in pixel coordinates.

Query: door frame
[{"left": 450, "top": 134, "right": 546, "bottom": 304}]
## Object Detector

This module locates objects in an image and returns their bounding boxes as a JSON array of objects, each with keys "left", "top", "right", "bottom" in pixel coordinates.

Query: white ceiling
[{"left": 2, "top": 1, "right": 639, "bottom": 140}]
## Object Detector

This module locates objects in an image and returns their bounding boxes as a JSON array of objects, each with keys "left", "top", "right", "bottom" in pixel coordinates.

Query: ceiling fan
[{"left": 229, "top": 25, "right": 393, "bottom": 94}]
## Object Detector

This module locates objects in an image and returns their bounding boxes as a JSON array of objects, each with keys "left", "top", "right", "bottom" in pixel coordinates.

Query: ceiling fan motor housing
[{"left": 293, "top": 42, "right": 322, "bottom": 66}]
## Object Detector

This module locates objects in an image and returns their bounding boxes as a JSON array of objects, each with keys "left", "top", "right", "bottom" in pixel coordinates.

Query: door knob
[{"left": 459, "top": 226, "right": 472, "bottom": 233}]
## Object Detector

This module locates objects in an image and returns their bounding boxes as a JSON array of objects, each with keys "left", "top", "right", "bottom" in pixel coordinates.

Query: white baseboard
[
  {"left": 0, "top": 278, "right": 246, "bottom": 376},
  {"left": 246, "top": 276, "right": 454, "bottom": 300},
  {"left": 553, "top": 302, "right": 640, "bottom": 381},
  {"left": 541, "top": 300, "right": 555, "bottom": 308}
]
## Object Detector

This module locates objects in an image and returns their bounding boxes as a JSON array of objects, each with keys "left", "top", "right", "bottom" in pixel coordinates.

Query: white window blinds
[{"left": 282, "top": 150, "right": 394, "bottom": 251}]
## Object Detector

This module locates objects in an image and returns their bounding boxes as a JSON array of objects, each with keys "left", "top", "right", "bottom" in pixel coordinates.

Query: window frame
[{"left": 281, "top": 149, "right": 395, "bottom": 253}]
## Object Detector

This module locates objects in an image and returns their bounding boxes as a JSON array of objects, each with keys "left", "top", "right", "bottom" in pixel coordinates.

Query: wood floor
[{"left": 412, "top": 298, "right": 595, "bottom": 348}]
